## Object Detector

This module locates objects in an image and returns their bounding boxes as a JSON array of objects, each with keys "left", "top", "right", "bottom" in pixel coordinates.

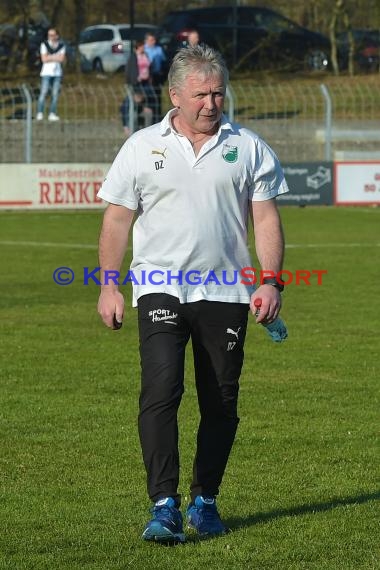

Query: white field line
[
  {"left": 0, "top": 240, "right": 99, "bottom": 250},
  {"left": 285, "top": 243, "right": 380, "bottom": 248},
  {"left": 0, "top": 240, "right": 379, "bottom": 250}
]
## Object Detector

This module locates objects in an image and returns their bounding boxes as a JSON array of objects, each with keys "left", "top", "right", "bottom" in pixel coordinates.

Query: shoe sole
[
  {"left": 143, "top": 534, "right": 186, "bottom": 544},
  {"left": 142, "top": 525, "right": 185, "bottom": 544},
  {"left": 142, "top": 531, "right": 186, "bottom": 544}
]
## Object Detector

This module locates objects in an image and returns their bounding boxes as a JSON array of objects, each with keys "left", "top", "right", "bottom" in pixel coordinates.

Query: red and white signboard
[
  {"left": 334, "top": 161, "right": 380, "bottom": 205},
  {"left": 3, "top": 161, "right": 380, "bottom": 209},
  {"left": 0, "top": 164, "right": 110, "bottom": 209}
]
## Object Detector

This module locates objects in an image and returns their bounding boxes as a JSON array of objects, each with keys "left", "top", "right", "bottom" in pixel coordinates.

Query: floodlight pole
[
  {"left": 232, "top": 1, "right": 238, "bottom": 67},
  {"left": 130, "top": 0, "right": 135, "bottom": 52},
  {"left": 320, "top": 84, "right": 332, "bottom": 161},
  {"left": 21, "top": 84, "right": 32, "bottom": 163}
]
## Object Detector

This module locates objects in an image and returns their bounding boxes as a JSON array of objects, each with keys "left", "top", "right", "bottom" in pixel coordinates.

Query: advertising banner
[
  {"left": 5, "top": 161, "right": 379, "bottom": 209},
  {"left": 0, "top": 164, "right": 109, "bottom": 209},
  {"left": 278, "top": 162, "right": 333, "bottom": 205},
  {"left": 334, "top": 161, "right": 380, "bottom": 205}
]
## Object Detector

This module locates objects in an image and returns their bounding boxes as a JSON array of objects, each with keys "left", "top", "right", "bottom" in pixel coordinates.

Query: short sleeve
[
  {"left": 97, "top": 141, "right": 139, "bottom": 210},
  {"left": 249, "top": 139, "right": 289, "bottom": 201}
]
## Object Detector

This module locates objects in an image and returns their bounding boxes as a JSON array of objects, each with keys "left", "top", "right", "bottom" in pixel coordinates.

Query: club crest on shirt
[{"left": 222, "top": 144, "right": 238, "bottom": 163}]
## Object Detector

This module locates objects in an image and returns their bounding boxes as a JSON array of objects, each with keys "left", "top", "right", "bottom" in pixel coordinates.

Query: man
[
  {"left": 186, "top": 29, "right": 200, "bottom": 47},
  {"left": 36, "top": 28, "right": 66, "bottom": 121},
  {"left": 121, "top": 41, "right": 156, "bottom": 137},
  {"left": 97, "top": 45, "right": 288, "bottom": 543},
  {"left": 143, "top": 32, "right": 166, "bottom": 122}
]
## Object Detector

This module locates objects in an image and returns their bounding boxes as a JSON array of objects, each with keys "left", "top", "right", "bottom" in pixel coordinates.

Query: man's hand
[
  {"left": 98, "top": 289, "right": 125, "bottom": 329},
  {"left": 250, "top": 285, "right": 281, "bottom": 324},
  {"left": 97, "top": 204, "right": 135, "bottom": 330}
]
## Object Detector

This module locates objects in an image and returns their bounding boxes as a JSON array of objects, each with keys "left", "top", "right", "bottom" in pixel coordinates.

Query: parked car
[
  {"left": 24, "top": 22, "right": 49, "bottom": 69},
  {"left": 158, "top": 6, "right": 330, "bottom": 72},
  {"left": 78, "top": 24, "right": 158, "bottom": 73},
  {"left": 0, "top": 21, "right": 52, "bottom": 70},
  {"left": 0, "top": 24, "right": 18, "bottom": 70},
  {"left": 337, "top": 29, "right": 380, "bottom": 72}
]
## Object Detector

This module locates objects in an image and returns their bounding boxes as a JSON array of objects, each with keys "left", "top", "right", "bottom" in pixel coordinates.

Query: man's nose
[{"left": 204, "top": 94, "right": 216, "bottom": 109}]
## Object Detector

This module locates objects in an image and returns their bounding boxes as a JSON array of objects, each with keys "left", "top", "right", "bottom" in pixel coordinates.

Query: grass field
[{"left": 0, "top": 207, "right": 379, "bottom": 569}]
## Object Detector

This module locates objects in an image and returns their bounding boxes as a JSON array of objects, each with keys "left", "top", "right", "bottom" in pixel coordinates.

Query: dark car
[
  {"left": 158, "top": 6, "right": 330, "bottom": 72},
  {"left": 0, "top": 22, "right": 49, "bottom": 71},
  {"left": 0, "top": 24, "right": 19, "bottom": 70},
  {"left": 337, "top": 29, "right": 380, "bottom": 72},
  {"left": 24, "top": 23, "right": 48, "bottom": 69}
]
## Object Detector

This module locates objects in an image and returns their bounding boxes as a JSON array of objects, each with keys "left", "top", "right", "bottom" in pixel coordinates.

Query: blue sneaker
[
  {"left": 186, "top": 496, "right": 227, "bottom": 536},
  {"left": 142, "top": 497, "right": 185, "bottom": 543}
]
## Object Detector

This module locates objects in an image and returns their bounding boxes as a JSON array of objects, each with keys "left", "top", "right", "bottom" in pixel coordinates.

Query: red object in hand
[{"left": 254, "top": 298, "right": 262, "bottom": 316}]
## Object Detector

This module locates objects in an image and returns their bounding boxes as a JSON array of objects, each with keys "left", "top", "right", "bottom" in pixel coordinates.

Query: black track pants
[{"left": 137, "top": 293, "right": 249, "bottom": 505}]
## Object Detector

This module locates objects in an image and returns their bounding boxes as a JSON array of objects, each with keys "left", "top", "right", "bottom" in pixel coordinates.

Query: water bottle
[{"left": 254, "top": 298, "right": 288, "bottom": 343}]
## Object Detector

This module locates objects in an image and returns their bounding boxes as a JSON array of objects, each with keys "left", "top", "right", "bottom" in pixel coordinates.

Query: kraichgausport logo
[
  {"left": 52, "top": 267, "right": 328, "bottom": 286},
  {"left": 222, "top": 144, "right": 238, "bottom": 163}
]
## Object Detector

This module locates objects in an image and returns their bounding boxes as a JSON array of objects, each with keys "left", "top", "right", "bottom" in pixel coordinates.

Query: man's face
[
  {"left": 188, "top": 31, "right": 199, "bottom": 46},
  {"left": 169, "top": 73, "right": 225, "bottom": 134},
  {"left": 145, "top": 35, "right": 156, "bottom": 47}
]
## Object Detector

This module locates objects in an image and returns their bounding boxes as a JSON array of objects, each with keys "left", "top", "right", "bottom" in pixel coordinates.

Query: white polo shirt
[{"left": 98, "top": 110, "right": 289, "bottom": 306}]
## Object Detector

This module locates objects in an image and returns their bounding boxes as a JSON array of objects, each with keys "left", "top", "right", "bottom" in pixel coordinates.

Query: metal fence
[{"left": 1, "top": 80, "right": 379, "bottom": 164}]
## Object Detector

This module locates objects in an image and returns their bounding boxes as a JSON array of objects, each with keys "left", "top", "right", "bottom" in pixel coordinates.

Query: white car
[{"left": 79, "top": 24, "right": 158, "bottom": 73}]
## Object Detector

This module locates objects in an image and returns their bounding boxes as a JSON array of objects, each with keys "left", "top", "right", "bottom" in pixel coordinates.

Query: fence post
[
  {"left": 320, "top": 83, "right": 332, "bottom": 161},
  {"left": 127, "top": 86, "right": 135, "bottom": 134},
  {"left": 21, "top": 84, "right": 32, "bottom": 163},
  {"left": 225, "top": 83, "right": 235, "bottom": 122}
]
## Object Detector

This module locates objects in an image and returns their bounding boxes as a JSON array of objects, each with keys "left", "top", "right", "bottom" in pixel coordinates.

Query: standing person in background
[
  {"left": 144, "top": 33, "right": 166, "bottom": 122},
  {"left": 121, "top": 40, "right": 155, "bottom": 137},
  {"left": 36, "top": 28, "right": 66, "bottom": 122},
  {"left": 186, "top": 30, "right": 200, "bottom": 47}
]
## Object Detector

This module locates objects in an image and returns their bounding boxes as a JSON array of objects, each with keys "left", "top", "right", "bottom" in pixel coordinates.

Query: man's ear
[{"left": 169, "top": 87, "right": 179, "bottom": 108}]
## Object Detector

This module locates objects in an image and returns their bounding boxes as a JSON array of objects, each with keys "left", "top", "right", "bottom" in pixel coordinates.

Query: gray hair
[{"left": 168, "top": 44, "right": 229, "bottom": 91}]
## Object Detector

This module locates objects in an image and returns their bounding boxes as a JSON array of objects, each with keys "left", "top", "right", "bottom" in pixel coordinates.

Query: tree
[{"left": 329, "top": 0, "right": 354, "bottom": 75}]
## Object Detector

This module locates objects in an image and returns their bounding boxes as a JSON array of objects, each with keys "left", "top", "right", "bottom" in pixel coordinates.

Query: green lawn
[{"left": 0, "top": 207, "right": 379, "bottom": 569}]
